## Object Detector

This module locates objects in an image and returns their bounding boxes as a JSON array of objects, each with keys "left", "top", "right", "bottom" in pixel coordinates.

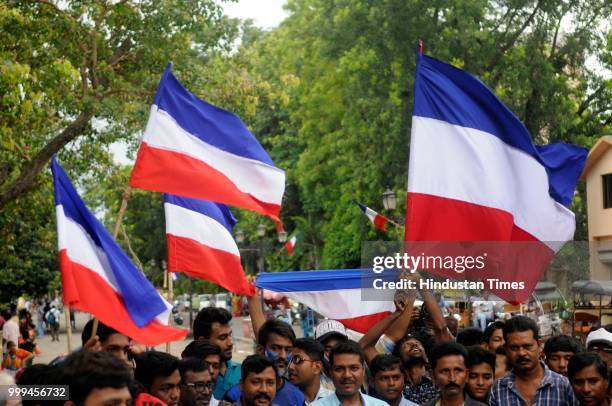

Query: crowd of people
[{"left": 1, "top": 283, "right": 611, "bottom": 406}]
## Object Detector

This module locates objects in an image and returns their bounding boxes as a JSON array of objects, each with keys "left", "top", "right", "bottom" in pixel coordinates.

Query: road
[{"left": 33, "top": 309, "right": 302, "bottom": 365}]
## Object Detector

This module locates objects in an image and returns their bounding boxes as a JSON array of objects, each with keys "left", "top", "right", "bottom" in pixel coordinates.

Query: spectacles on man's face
[
  {"left": 289, "top": 355, "right": 317, "bottom": 366},
  {"left": 590, "top": 345, "right": 612, "bottom": 354},
  {"left": 183, "top": 381, "right": 213, "bottom": 392}
]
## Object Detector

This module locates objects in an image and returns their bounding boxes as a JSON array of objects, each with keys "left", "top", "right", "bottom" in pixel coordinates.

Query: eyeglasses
[
  {"left": 289, "top": 356, "right": 317, "bottom": 366},
  {"left": 183, "top": 382, "right": 213, "bottom": 392}
]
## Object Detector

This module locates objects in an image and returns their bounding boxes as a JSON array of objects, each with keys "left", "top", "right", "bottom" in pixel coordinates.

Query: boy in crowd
[
  {"left": 224, "top": 319, "right": 304, "bottom": 405},
  {"left": 425, "top": 342, "right": 486, "bottom": 406},
  {"left": 193, "top": 307, "right": 241, "bottom": 399},
  {"left": 544, "top": 335, "right": 581, "bottom": 377},
  {"left": 482, "top": 321, "right": 505, "bottom": 353},
  {"left": 370, "top": 354, "right": 418, "bottom": 406},
  {"left": 288, "top": 338, "right": 333, "bottom": 404},
  {"left": 82, "top": 319, "right": 133, "bottom": 372},
  {"left": 568, "top": 352, "right": 610, "bottom": 406},
  {"left": 456, "top": 328, "right": 484, "bottom": 349},
  {"left": 494, "top": 347, "right": 509, "bottom": 380},
  {"left": 394, "top": 333, "right": 438, "bottom": 405},
  {"left": 60, "top": 350, "right": 132, "bottom": 406},
  {"left": 586, "top": 326, "right": 612, "bottom": 371},
  {"left": 182, "top": 340, "right": 223, "bottom": 393},
  {"left": 314, "top": 320, "right": 349, "bottom": 360},
  {"left": 134, "top": 350, "right": 181, "bottom": 406},
  {"left": 465, "top": 347, "right": 495, "bottom": 404},
  {"left": 237, "top": 354, "right": 278, "bottom": 406},
  {"left": 490, "top": 316, "right": 577, "bottom": 405},
  {"left": 312, "top": 340, "right": 387, "bottom": 405},
  {"left": 179, "top": 357, "right": 215, "bottom": 406}
]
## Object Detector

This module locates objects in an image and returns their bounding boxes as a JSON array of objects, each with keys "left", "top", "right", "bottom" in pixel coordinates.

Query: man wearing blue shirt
[{"left": 312, "top": 340, "right": 387, "bottom": 406}]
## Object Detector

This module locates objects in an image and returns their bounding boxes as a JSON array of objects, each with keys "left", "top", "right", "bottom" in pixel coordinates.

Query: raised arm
[
  {"left": 358, "top": 311, "right": 400, "bottom": 364},
  {"left": 247, "top": 290, "right": 266, "bottom": 340},
  {"left": 418, "top": 276, "right": 453, "bottom": 343}
]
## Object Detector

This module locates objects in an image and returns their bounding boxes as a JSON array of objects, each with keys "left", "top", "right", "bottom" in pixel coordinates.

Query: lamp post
[
  {"left": 235, "top": 224, "right": 286, "bottom": 274},
  {"left": 381, "top": 189, "right": 404, "bottom": 225}
]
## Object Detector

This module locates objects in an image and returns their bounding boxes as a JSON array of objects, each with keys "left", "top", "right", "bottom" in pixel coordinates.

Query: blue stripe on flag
[
  {"left": 164, "top": 194, "right": 237, "bottom": 233},
  {"left": 153, "top": 64, "right": 275, "bottom": 166},
  {"left": 413, "top": 54, "right": 587, "bottom": 207},
  {"left": 255, "top": 269, "right": 398, "bottom": 292}
]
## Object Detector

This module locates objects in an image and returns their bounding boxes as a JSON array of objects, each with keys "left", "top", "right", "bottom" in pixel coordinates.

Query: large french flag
[
  {"left": 256, "top": 269, "right": 395, "bottom": 333},
  {"left": 164, "top": 194, "right": 254, "bottom": 296},
  {"left": 405, "top": 53, "right": 587, "bottom": 303},
  {"left": 52, "top": 158, "right": 187, "bottom": 346},
  {"left": 129, "top": 64, "right": 286, "bottom": 225}
]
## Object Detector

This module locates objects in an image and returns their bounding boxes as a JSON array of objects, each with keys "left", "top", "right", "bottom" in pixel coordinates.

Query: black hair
[
  {"left": 257, "top": 319, "right": 296, "bottom": 347},
  {"left": 179, "top": 357, "right": 209, "bottom": 377},
  {"left": 392, "top": 331, "right": 430, "bottom": 358},
  {"left": 241, "top": 354, "right": 278, "bottom": 381},
  {"left": 370, "top": 354, "right": 404, "bottom": 377},
  {"left": 503, "top": 315, "right": 539, "bottom": 342},
  {"left": 544, "top": 335, "right": 581, "bottom": 358},
  {"left": 456, "top": 327, "right": 484, "bottom": 348},
  {"left": 483, "top": 321, "right": 505, "bottom": 344},
  {"left": 568, "top": 352, "right": 609, "bottom": 382},
  {"left": 181, "top": 339, "right": 222, "bottom": 359},
  {"left": 57, "top": 350, "right": 132, "bottom": 405},
  {"left": 430, "top": 342, "right": 468, "bottom": 370},
  {"left": 193, "top": 307, "right": 232, "bottom": 339},
  {"left": 467, "top": 347, "right": 496, "bottom": 371},
  {"left": 293, "top": 338, "right": 324, "bottom": 361},
  {"left": 17, "top": 364, "right": 59, "bottom": 385},
  {"left": 81, "top": 319, "right": 124, "bottom": 346},
  {"left": 134, "top": 351, "right": 180, "bottom": 390},
  {"left": 495, "top": 346, "right": 506, "bottom": 356},
  {"left": 329, "top": 340, "right": 365, "bottom": 367}
]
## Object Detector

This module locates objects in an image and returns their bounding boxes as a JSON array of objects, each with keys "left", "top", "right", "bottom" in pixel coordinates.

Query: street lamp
[
  {"left": 278, "top": 230, "right": 288, "bottom": 243},
  {"left": 235, "top": 229, "right": 245, "bottom": 244},
  {"left": 257, "top": 223, "right": 266, "bottom": 237},
  {"left": 382, "top": 189, "right": 397, "bottom": 211}
]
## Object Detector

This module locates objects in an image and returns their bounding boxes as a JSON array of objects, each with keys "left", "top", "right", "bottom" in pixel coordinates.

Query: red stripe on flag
[
  {"left": 167, "top": 234, "right": 254, "bottom": 296},
  {"left": 339, "top": 312, "right": 392, "bottom": 333}
]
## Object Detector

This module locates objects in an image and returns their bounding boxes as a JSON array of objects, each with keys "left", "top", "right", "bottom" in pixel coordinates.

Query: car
[
  {"left": 198, "top": 294, "right": 213, "bottom": 310},
  {"left": 215, "top": 293, "right": 231, "bottom": 311}
]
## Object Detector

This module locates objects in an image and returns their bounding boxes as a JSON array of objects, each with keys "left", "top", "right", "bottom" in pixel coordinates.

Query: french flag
[
  {"left": 129, "top": 64, "right": 286, "bottom": 225},
  {"left": 357, "top": 202, "right": 389, "bottom": 232},
  {"left": 405, "top": 53, "right": 587, "bottom": 303},
  {"left": 164, "top": 194, "right": 254, "bottom": 296},
  {"left": 256, "top": 269, "right": 395, "bottom": 333},
  {"left": 284, "top": 233, "right": 297, "bottom": 256},
  {"left": 51, "top": 158, "right": 187, "bottom": 346}
]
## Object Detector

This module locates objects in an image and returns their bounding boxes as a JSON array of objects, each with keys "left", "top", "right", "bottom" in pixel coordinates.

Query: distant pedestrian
[
  {"left": 35, "top": 302, "right": 45, "bottom": 337},
  {"left": 2, "top": 310, "right": 19, "bottom": 353},
  {"left": 46, "top": 305, "right": 60, "bottom": 342}
]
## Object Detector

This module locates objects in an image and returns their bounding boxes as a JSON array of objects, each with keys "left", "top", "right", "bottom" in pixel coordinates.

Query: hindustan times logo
[{"left": 372, "top": 252, "right": 487, "bottom": 274}]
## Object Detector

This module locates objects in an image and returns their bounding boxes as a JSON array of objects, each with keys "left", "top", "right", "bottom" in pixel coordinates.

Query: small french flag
[
  {"left": 284, "top": 233, "right": 297, "bottom": 256},
  {"left": 357, "top": 202, "right": 389, "bottom": 232}
]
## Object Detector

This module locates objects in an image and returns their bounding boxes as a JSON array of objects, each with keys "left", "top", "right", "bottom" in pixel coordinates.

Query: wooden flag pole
[
  {"left": 165, "top": 270, "right": 173, "bottom": 354},
  {"left": 65, "top": 304, "right": 73, "bottom": 353},
  {"left": 90, "top": 186, "right": 132, "bottom": 341}
]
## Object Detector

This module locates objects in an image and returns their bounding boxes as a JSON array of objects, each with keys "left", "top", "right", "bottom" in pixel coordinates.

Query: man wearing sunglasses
[
  {"left": 288, "top": 338, "right": 334, "bottom": 404},
  {"left": 586, "top": 326, "right": 612, "bottom": 372},
  {"left": 179, "top": 357, "right": 215, "bottom": 406}
]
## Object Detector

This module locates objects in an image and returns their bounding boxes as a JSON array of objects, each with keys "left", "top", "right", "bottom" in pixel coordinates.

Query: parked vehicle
[{"left": 198, "top": 294, "right": 213, "bottom": 310}]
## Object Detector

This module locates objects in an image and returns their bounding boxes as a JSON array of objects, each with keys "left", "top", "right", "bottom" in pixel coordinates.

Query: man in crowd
[
  {"left": 369, "top": 354, "right": 418, "bottom": 406},
  {"left": 490, "top": 316, "right": 577, "bottom": 405},
  {"left": 544, "top": 335, "right": 581, "bottom": 376},
  {"left": 238, "top": 354, "right": 278, "bottom": 406},
  {"left": 465, "top": 347, "right": 495, "bottom": 404},
  {"left": 46, "top": 304, "right": 61, "bottom": 342},
  {"left": 134, "top": 350, "right": 182, "bottom": 406},
  {"left": 425, "top": 342, "right": 486, "bottom": 406},
  {"left": 312, "top": 340, "right": 387, "bottom": 405},
  {"left": 60, "top": 350, "right": 132, "bottom": 406},
  {"left": 456, "top": 327, "right": 484, "bottom": 348},
  {"left": 224, "top": 319, "right": 304, "bottom": 405},
  {"left": 2, "top": 310, "right": 19, "bottom": 352},
  {"left": 586, "top": 326, "right": 612, "bottom": 371},
  {"left": 82, "top": 319, "right": 133, "bottom": 372},
  {"left": 288, "top": 338, "right": 333, "bottom": 404},
  {"left": 179, "top": 357, "right": 215, "bottom": 406},
  {"left": 182, "top": 339, "right": 224, "bottom": 392},
  {"left": 194, "top": 307, "right": 241, "bottom": 400},
  {"left": 482, "top": 321, "right": 505, "bottom": 353},
  {"left": 393, "top": 333, "right": 438, "bottom": 405},
  {"left": 568, "top": 352, "right": 610, "bottom": 406},
  {"left": 314, "top": 319, "right": 349, "bottom": 359}
]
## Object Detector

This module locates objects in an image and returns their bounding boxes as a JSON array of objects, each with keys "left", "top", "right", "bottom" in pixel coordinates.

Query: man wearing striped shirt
[{"left": 490, "top": 316, "right": 578, "bottom": 406}]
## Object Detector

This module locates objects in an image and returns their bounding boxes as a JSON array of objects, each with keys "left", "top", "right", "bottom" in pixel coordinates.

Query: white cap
[
  {"left": 314, "top": 319, "right": 348, "bottom": 343},
  {"left": 586, "top": 327, "right": 612, "bottom": 348}
]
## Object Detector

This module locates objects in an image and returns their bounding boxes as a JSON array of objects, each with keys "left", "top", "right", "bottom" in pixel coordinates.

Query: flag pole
[
  {"left": 90, "top": 186, "right": 132, "bottom": 340},
  {"left": 165, "top": 270, "right": 173, "bottom": 354},
  {"left": 64, "top": 304, "right": 73, "bottom": 353}
]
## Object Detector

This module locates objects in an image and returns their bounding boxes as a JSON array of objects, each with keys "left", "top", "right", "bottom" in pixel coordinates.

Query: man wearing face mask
[{"left": 223, "top": 319, "right": 304, "bottom": 406}]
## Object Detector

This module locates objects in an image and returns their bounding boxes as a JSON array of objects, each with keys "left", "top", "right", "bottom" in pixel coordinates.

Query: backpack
[{"left": 47, "top": 310, "right": 57, "bottom": 325}]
